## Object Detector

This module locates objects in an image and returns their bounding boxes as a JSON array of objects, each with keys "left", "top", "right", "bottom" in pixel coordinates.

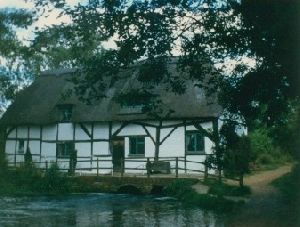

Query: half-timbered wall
[{"left": 5, "top": 120, "right": 216, "bottom": 174}]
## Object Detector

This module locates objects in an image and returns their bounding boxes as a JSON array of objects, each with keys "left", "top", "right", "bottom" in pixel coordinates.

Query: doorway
[{"left": 112, "top": 137, "right": 125, "bottom": 173}]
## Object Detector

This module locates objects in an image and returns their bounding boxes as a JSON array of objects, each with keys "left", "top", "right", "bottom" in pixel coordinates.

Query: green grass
[
  {"left": 203, "top": 178, "right": 251, "bottom": 197},
  {"left": 0, "top": 163, "right": 75, "bottom": 196},
  {"left": 164, "top": 179, "right": 243, "bottom": 213},
  {"left": 272, "top": 164, "right": 300, "bottom": 204}
]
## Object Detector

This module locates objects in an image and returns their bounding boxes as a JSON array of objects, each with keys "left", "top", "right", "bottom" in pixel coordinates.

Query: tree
[
  {"left": 220, "top": 0, "right": 299, "bottom": 126},
  {"left": 220, "top": 122, "right": 251, "bottom": 187},
  {"left": 0, "top": 8, "right": 34, "bottom": 111},
  {"left": 0, "top": 8, "right": 34, "bottom": 172},
  {"left": 28, "top": 0, "right": 299, "bottom": 165}
]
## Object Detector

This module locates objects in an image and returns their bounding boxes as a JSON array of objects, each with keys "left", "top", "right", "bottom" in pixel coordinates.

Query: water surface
[{"left": 0, "top": 194, "right": 225, "bottom": 227}]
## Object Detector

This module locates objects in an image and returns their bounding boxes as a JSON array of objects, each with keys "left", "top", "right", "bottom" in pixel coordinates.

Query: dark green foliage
[
  {"left": 164, "top": 179, "right": 241, "bottom": 212},
  {"left": 269, "top": 104, "right": 300, "bottom": 161},
  {"left": 68, "top": 149, "right": 77, "bottom": 176},
  {"left": 0, "top": 8, "right": 34, "bottom": 112},
  {"left": 206, "top": 122, "right": 251, "bottom": 185},
  {"left": 41, "top": 163, "right": 71, "bottom": 193},
  {"left": 0, "top": 163, "right": 71, "bottom": 195},
  {"left": 24, "top": 146, "right": 33, "bottom": 164},
  {"left": 272, "top": 164, "right": 300, "bottom": 205},
  {"left": 249, "top": 128, "right": 291, "bottom": 169},
  {"left": 4, "top": 163, "right": 42, "bottom": 194}
]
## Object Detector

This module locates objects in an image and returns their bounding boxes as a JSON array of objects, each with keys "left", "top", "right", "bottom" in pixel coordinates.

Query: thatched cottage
[{"left": 0, "top": 60, "right": 224, "bottom": 175}]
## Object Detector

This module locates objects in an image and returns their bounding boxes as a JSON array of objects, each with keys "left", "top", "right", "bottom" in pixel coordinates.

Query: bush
[
  {"left": 40, "top": 163, "right": 71, "bottom": 194},
  {"left": 249, "top": 128, "right": 290, "bottom": 168}
]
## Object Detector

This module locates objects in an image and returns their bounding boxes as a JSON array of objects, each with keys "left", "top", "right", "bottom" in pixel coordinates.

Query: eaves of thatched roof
[{"left": 0, "top": 60, "right": 222, "bottom": 126}]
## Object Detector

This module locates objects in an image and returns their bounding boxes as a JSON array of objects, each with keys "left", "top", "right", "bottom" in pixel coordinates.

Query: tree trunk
[{"left": 239, "top": 173, "right": 244, "bottom": 187}]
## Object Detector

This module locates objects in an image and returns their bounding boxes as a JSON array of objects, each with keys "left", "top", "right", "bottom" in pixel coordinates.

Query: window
[
  {"left": 58, "top": 105, "right": 73, "bottom": 122},
  {"left": 56, "top": 142, "right": 74, "bottom": 158},
  {"left": 18, "top": 139, "right": 25, "bottom": 154},
  {"left": 129, "top": 137, "right": 145, "bottom": 155},
  {"left": 119, "top": 104, "right": 143, "bottom": 114},
  {"left": 185, "top": 131, "right": 205, "bottom": 154}
]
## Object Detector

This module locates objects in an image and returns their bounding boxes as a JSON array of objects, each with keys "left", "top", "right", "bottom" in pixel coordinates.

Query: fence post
[
  {"left": 45, "top": 160, "right": 48, "bottom": 171},
  {"left": 121, "top": 157, "right": 124, "bottom": 177},
  {"left": 184, "top": 156, "right": 187, "bottom": 174},
  {"left": 97, "top": 157, "right": 99, "bottom": 177},
  {"left": 175, "top": 157, "right": 178, "bottom": 178},
  {"left": 204, "top": 162, "right": 208, "bottom": 181},
  {"left": 146, "top": 158, "right": 150, "bottom": 178}
]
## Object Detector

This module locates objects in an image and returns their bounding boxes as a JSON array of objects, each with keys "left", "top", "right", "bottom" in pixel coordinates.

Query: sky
[
  {"left": 0, "top": 0, "right": 117, "bottom": 48},
  {"left": 0, "top": 0, "right": 256, "bottom": 72}
]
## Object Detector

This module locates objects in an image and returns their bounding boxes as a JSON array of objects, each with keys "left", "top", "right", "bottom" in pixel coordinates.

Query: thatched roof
[{"left": 0, "top": 60, "right": 222, "bottom": 126}]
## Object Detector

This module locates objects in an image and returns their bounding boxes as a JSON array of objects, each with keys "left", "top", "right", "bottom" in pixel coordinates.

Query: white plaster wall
[
  {"left": 75, "top": 123, "right": 91, "bottom": 140},
  {"left": 30, "top": 127, "right": 40, "bottom": 138},
  {"left": 7, "top": 128, "right": 16, "bottom": 138},
  {"left": 17, "top": 127, "right": 28, "bottom": 138},
  {"left": 93, "top": 142, "right": 110, "bottom": 156},
  {"left": 5, "top": 140, "right": 15, "bottom": 155},
  {"left": 124, "top": 159, "right": 147, "bottom": 174},
  {"left": 4, "top": 119, "right": 217, "bottom": 175},
  {"left": 75, "top": 142, "right": 91, "bottom": 157},
  {"left": 58, "top": 123, "right": 73, "bottom": 140},
  {"left": 145, "top": 137, "right": 155, "bottom": 157},
  {"left": 16, "top": 153, "right": 24, "bottom": 163},
  {"left": 76, "top": 157, "right": 91, "bottom": 170},
  {"left": 90, "top": 156, "right": 112, "bottom": 174},
  {"left": 236, "top": 125, "right": 248, "bottom": 136},
  {"left": 29, "top": 141, "right": 40, "bottom": 155},
  {"left": 124, "top": 137, "right": 129, "bottom": 157},
  {"left": 41, "top": 142, "right": 56, "bottom": 160},
  {"left": 42, "top": 125, "right": 57, "bottom": 140},
  {"left": 159, "top": 127, "right": 185, "bottom": 157},
  {"left": 114, "top": 123, "right": 147, "bottom": 136},
  {"left": 185, "top": 155, "right": 207, "bottom": 173},
  {"left": 94, "top": 123, "right": 109, "bottom": 139}
]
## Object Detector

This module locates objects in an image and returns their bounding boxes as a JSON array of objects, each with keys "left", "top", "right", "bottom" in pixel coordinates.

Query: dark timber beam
[{"left": 79, "top": 123, "right": 92, "bottom": 138}]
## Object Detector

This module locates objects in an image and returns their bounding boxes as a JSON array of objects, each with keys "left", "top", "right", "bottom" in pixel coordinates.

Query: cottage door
[{"left": 112, "top": 138, "right": 125, "bottom": 173}]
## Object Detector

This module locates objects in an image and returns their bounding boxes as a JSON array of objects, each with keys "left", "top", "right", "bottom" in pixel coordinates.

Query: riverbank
[
  {"left": 2, "top": 162, "right": 296, "bottom": 219},
  {"left": 0, "top": 162, "right": 249, "bottom": 213}
]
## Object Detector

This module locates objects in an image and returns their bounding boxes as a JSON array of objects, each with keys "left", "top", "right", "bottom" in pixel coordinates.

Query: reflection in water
[{"left": 0, "top": 194, "right": 224, "bottom": 227}]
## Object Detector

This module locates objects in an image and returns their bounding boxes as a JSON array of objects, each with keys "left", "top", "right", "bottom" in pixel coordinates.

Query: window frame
[
  {"left": 57, "top": 105, "right": 73, "bottom": 122},
  {"left": 129, "top": 136, "right": 146, "bottom": 157},
  {"left": 119, "top": 104, "right": 144, "bottom": 115},
  {"left": 185, "top": 130, "right": 205, "bottom": 155},
  {"left": 56, "top": 141, "right": 74, "bottom": 159}
]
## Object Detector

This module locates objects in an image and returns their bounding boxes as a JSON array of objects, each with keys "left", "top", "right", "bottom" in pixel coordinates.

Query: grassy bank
[
  {"left": 204, "top": 179, "right": 251, "bottom": 197},
  {"left": 1, "top": 163, "right": 249, "bottom": 213},
  {"left": 272, "top": 163, "right": 300, "bottom": 205},
  {"left": 164, "top": 179, "right": 246, "bottom": 213},
  {"left": 0, "top": 164, "right": 66, "bottom": 195}
]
